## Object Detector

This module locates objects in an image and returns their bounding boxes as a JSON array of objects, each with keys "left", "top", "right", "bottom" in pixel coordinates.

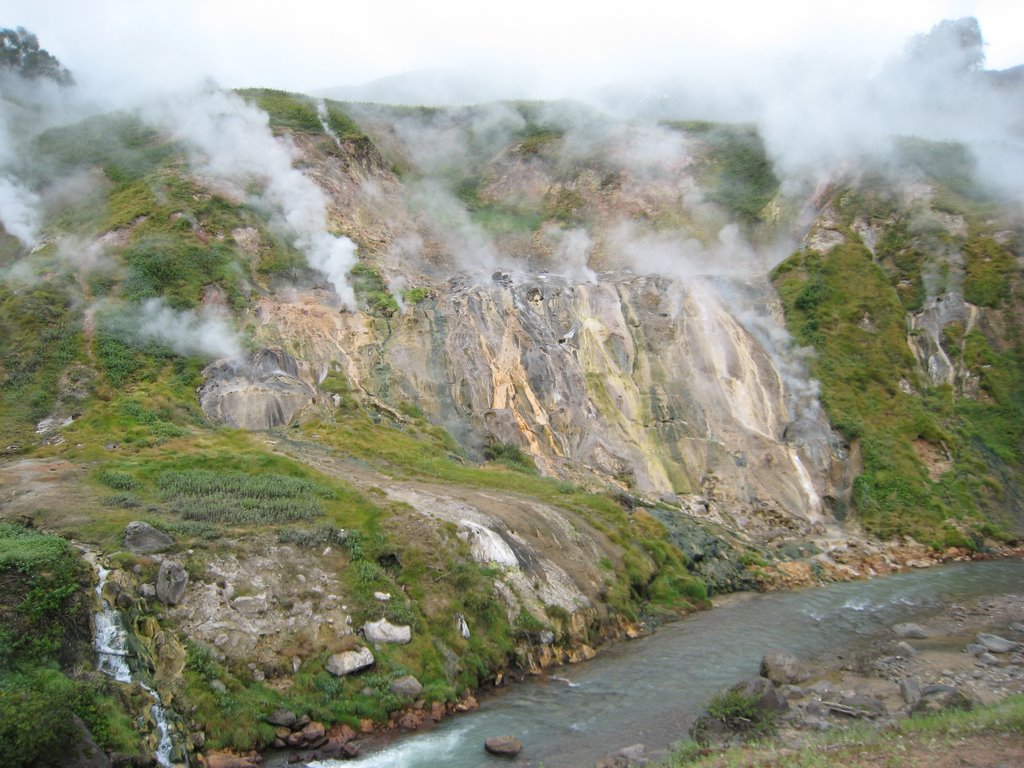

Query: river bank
[
  {"left": 669, "top": 587, "right": 1024, "bottom": 768},
  {"left": 232, "top": 556, "right": 1024, "bottom": 768}
]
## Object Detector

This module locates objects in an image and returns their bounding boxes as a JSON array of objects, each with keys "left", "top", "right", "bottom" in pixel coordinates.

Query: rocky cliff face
[{"left": 231, "top": 109, "right": 851, "bottom": 542}]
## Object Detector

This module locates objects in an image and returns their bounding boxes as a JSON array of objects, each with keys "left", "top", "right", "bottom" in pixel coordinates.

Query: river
[{"left": 294, "top": 558, "right": 1024, "bottom": 768}]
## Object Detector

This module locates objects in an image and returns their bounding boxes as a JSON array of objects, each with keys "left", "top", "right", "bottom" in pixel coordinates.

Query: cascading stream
[{"left": 90, "top": 554, "right": 181, "bottom": 768}]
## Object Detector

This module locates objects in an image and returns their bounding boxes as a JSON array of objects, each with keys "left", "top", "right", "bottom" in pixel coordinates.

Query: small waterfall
[
  {"left": 90, "top": 554, "right": 183, "bottom": 768},
  {"left": 93, "top": 563, "right": 132, "bottom": 682}
]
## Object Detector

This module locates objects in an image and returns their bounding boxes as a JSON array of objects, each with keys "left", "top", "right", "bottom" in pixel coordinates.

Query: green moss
[
  {"left": 963, "top": 236, "right": 1015, "bottom": 308},
  {"left": 235, "top": 88, "right": 322, "bottom": 134},
  {"left": 0, "top": 282, "right": 82, "bottom": 446},
  {"left": 664, "top": 121, "right": 779, "bottom": 222}
]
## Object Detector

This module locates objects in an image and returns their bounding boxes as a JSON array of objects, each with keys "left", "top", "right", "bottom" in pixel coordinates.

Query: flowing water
[
  {"left": 91, "top": 557, "right": 178, "bottom": 768},
  {"left": 304, "top": 558, "right": 1024, "bottom": 768}
]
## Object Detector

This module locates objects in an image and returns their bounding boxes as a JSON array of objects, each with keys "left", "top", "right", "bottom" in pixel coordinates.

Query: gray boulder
[
  {"left": 900, "top": 679, "right": 922, "bottom": 707},
  {"left": 363, "top": 618, "right": 412, "bottom": 645},
  {"left": 124, "top": 521, "right": 174, "bottom": 554},
  {"left": 326, "top": 647, "right": 374, "bottom": 677},
  {"left": 595, "top": 744, "right": 646, "bottom": 768},
  {"left": 760, "top": 650, "right": 810, "bottom": 686},
  {"left": 892, "top": 623, "right": 927, "bottom": 639},
  {"left": 911, "top": 684, "right": 973, "bottom": 715},
  {"left": 895, "top": 641, "right": 918, "bottom": 657},
  {"left": 837, "top": 693, "right": 887, "bottom": 718},
  {"left": 390, "top": 675, "right": 423, "bottom": 698},
  {"left": 155, "top": 560, "right": 188, "bottom": 605},
  {"left": 977, "top": 633, "right": 1022, "bottom": 654},
  {"left": 265, "top": 709, "right": 297, "bottom": 728},
  {"left": 484, "top": 735, "right": 523, "bottom": 757},
  {"left": 199, "top": 348, "right": 317, "bottom": 430}
]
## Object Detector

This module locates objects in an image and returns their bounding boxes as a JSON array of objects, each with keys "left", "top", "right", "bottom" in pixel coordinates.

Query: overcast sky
[{"left": 2, "top": 0, "right": 1022, "bottom": 99}]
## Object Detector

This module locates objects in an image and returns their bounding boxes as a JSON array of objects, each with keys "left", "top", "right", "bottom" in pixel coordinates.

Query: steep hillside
[{"left": 0, "top": 69, "right": 1021, "bottom": 765}]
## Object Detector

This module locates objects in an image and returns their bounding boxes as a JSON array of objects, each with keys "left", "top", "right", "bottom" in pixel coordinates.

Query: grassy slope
[
  {"left": 0, "top": 524, "right": 137, "bottom": 767},
  {"left": 0, "top": 92, "right": 708, "bottom": 752},
  {"left": 772, "top": 153, "right": 1023, "bottom": 544}
]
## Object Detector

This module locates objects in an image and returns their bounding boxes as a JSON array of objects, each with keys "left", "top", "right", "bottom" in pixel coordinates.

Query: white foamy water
[{"left": 90, "top": 556, "right": 179, "bottom": 767}]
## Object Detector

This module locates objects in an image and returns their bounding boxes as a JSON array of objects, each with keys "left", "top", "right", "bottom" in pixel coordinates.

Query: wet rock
[
  {"left": 977, "top": 633, "right": 1022, "bottom": 654},
  {"left": 155, "top": 560, "right": 188, "bottom": 605},
  {"left": 205, "top": 752, "right": 261, "bottom": 768},
  {"left": 977, "top": 652, "right": 1000, "bottom": 666},
  {"left": 312, "top": 738, "right": 359, "bottom": 760},
  {"left": 265, "top": 708, "right": 297, "bottom": 728},
  {"left": 892, "top": 623, "right": 927, "bottom": 639},
  {"left": 760, "top": 650, "right": 810, "bottom": 686},
  {"left": 484, "top": 735, "right": 523, "bottom": 757},
  {"left": 390, "top": 675, "right": 424, "bottom": 698},
  {"left": 456, "top": 613, "right": 471, "bottom": 639},
  {"left": 124, "top": 521, "right": 174, "bottom": 554},
  {"left": 363, "top": 618, "right": 412, "bottom": 645},
  {"left": 1009, "top": 622, "right": 1024, "bottom": 634},
  {"left": 594, "top": 743, "right": 647, "bottom": 768},
  {"left": 326, "top": 647, "right": 375, "bottom": 676},
  {"left": 964, "top": 643, "right": 986, "bottom": 656}
]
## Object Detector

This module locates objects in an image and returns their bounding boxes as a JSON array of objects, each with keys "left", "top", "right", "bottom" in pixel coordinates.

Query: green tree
[{"left": 0, "top": 27, "right": 73, "bottom": 85}]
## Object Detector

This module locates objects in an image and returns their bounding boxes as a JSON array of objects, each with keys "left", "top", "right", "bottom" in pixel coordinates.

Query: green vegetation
[
  {"left": 350, "top": 261, "right": 399, "bottom": 317},
  {"left": 664, "top": 121, "right": 779, "bottom": 222},
  {"left": 773, "top": 179, "right": 1024, "bottom": 541},
  {"left": 235, "top": 88, "right": 323, "bottom": 134},
  {"left": 963, "top": 236, "right": 1015, "bottom": 307},
  {"left": 482, "top": 440, "right": 537, "bottom": 474},
  {"left": 0, "top": 525, "right": 137, "bottom": 766},
  {"left": 695, "top": 686, "right": 779, "bottom": 744},
  {"left": 35, "top": 113, "right": 174, "bottom": 186},
  {"left": 0, "top": 26, "right": 73, "bottom": 84},
  {"left": 158, "top": 469, "right": 334, "bottom": 524},
  {"left": 659, "top": 693, "right": 1024, "bottom": 767},
  {"left": 0, "top": 282, "right": 82, "bottom": 447},
  {"left": 234, "top": 89, "right": 367, "bottom": 143},
  {"left": 303, "top": 410, "right": 707, "bottom": 620}
]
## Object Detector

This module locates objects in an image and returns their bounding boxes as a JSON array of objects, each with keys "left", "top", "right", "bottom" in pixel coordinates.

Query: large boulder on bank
[
  {"left": 976, "top": 633, "right": 1022, "bottom": 654},
  {"left": 484, "top": 735, "right": 523, "bottom": 757},
  {"left": 326, "top": 647, "right": 375, "bottom": 677},
  {"left": 264, "top": 708, "right": 297, "bottom": 728},
  {"left": 390, "top": 675, "right": 423, "bottom": 698},
  {"left": 199, "top": 348, "right": 317, "bottom": 430},
  {"left": 363, "top": 618, "right": 412, "bottom": 645},
  {"left": 124, "top": 521, "right": 174, "bottom": 554},
  {"left": 595, "top": 744, "right": 646, "bottom": 768},
  {"left": 155, "top": 560, "right": 188, "bottom": 605},
  {"left": 892, "top": 623, "right": 927, "bottom": 639},
  {"left": 759, "top": 650, "right": 810, "bottom": 686},
  {"left": 911, "top": 684, "right": 973, "bottom": 715}
]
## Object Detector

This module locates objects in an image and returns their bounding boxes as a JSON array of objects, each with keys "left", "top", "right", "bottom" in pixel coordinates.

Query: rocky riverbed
[{"left": 680, "top": 586, "right": 1024, "bottom": 768}]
